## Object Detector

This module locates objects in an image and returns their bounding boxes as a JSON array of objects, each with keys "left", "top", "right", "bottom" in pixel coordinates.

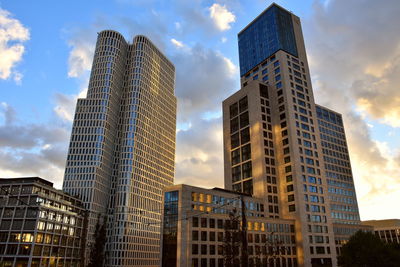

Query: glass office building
[{"left": 238, "top": 4, "right": 298, "bottom": 77}]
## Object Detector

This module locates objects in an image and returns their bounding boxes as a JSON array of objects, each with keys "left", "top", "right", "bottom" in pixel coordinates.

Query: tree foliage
[
  {"left": 88, "top": 215, "right": 107, "bottom": 267},
  {"left": 338, "top": 230, "right": 400, "bottom": 267},
  {"left": 223, "top": 209, "right": 242, "bottom": 267}
]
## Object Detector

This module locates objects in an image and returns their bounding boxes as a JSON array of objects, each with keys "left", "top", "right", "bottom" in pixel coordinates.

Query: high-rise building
[
  {"left": 63, "top": 30, "right": 177, "bottom": 266},
  {"left": 315, "top": 105, "right": 365, "bottom": 254},
  {"left": 0, "top": 177, "right": 87, "bottom": 267},
  {"left": 223, "top": 3, "right": 361, "bottom": 266}
]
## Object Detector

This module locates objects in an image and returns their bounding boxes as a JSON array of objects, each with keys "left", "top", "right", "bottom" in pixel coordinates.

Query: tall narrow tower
[
  {"left": 63, "top": 30, "right": 177, "bottom": 266},
  {"left": 223, "top": 4, "right": 341, "bottom": 266}
]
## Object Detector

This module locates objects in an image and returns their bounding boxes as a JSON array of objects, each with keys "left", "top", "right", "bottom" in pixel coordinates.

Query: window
[
  {"left": 201, "top": 231, "right": 207, "bottom": 241},
  {"left": 285, "top": 166, "right": 292, "bottom": 173},
  {"left": 230, "top": 117, "right": 239, "bottom": 133},
  {"left": 243, "top": 180, "right": 253, "bottom": 195},
  {"left": 287, "top": 185, "right": 294, "bottom": 192},
  {"left": 231, "top": 133, "right": 239, "bottom": 149},
  {"left": 242, "top": 162, "right": 252, "bottom": 179},
  {"left": 240, "top": 128, "right": 250, "bottom": 144},
  {"left": 241, "top": 144, "right": 251, "bottom": 161},
  {"left": 259, "top": 84, "right": 268, "bottom": 98},
  {"left": 231, "top": 149, "right": 240, "bottom": 165},
  {"left": 192, "top": 231, "right": 198, "bottom": 241},
  {"left": 201, "top": 218, "right": 207, "bottom": 228},
  {"left": 230, "top": 103, "right": 238, "bottom": 118},
  {"left": 289, "top": 205, "right": 296, "bottom": 212},
  {"left": 192, "top": 217, "right": 199, "bottom": 227},
  {"left": 192, "top": 244, "right": 198, "bottom": 255},
  {"left": 239, "top": 112, "right": 249, "bottom": 128},
  {"left": 239, "top": 96, "right": 248, "bottom": 113},
  {"left": 288, "top": 195, "right": 295, "bottom": 202}
]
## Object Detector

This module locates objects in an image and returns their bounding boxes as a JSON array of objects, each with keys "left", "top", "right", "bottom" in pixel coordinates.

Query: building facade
[
  {"left": 315, "top": 105, "right": 365, "bottom": 254},
  {"left": 62, "top": 30, "right": 177, "bottom": 266},
  {"left": 162, "top": 184, "right": 298, "bottom": 267},
  {"left": 362, "top": 220, "right": 400, "bottom": 245},
  {"left": 223, "top": 3, "right": 362, "bottom": 266},
  {"left": 0, "top": 177, "right": 86, "bottom": 267}
]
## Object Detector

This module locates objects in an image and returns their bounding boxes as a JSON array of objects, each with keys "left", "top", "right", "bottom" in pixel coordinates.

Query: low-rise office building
[
  {"left": 0, "top": 177, "right": 87, "bottom": 267},
  {"left": 362, "top": 219, "right": 400, "bottom": 244},
  {"left": 162, "top": 184, "right": 298, "bottom": 267}
]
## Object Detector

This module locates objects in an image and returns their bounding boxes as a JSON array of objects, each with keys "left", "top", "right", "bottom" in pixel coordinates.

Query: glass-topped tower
[
  {"left": 223, "top": 3, "right": 360, "bottom": 266},
  {"left": 238, "top": 4, "right": 298, "bottom": 77},
  {"left": 63, "top": 30, "right": 177, "bottom": 266}
]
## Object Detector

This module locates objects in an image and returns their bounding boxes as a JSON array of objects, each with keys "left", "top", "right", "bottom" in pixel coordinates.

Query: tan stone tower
[
  {"left": 223, "top": 4, "right": 339, "bottom": 266},
  {"left": 63, "top": 30, "right": 176, "bottom": 266}
]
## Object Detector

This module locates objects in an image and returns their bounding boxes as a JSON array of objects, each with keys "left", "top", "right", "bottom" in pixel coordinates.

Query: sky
[{"left": 0, "top": 0, "right": 399, "bottom": 221}]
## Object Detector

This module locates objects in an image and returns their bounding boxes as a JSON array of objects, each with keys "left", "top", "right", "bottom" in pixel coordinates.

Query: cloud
[
  {"left": 0, "top": 8, "right": 30, "bottom": 82},
  {"left": 209, "top": 3, "right": 236, "bottom": 31},
  {"left": 171, "top": 38, "right": 184, "bottom": 48},
  {"left": 0, "top": 103, "right": 69, "bottom": 188},
  {"left": 67, "top": 29, "right": 95, "bottom": 78},
  {"left": 171, "top": 44, "right": 238, "bottom": 122},
  {"left": 53, "top": 93, "right": 77, "bottom": 122},
  {"left": 306, "top": 0, "right": 400, "bottom": 219},
  {"left": 175, "top": 115, "right": 224, "bottom": 188}
]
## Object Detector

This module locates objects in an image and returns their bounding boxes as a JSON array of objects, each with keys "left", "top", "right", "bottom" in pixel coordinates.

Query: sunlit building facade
[
  {"left": 222, "top": 3, "right": 364, "bottom": 266},
  {"left": 362, "top": 219, "right": 400, "bottom": 245},
  {"left": 162, "top": 184, "right": 297, "bottom": 267},
  {"left": 63, "top": 30, "right": 177, "bottom": 266},
  {"left": 0, "top": 177, "right": 86, "bottom": 267}
]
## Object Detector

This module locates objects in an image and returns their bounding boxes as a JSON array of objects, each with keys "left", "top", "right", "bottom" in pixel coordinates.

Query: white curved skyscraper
[{"left": 63, "top": 30, "right": 176, "bottom": 266}]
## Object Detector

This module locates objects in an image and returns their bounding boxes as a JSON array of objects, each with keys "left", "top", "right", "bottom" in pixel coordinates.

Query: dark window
[
  {"left": 201, "top": 231, "right": 207, "bottom": 241},
  {"left": 209, "top": 219, "right": 215, "bottom": 228},
  {"left": 231, "top": 149, "right": 240, "bottom": 165},
  {"left": 230, "top": 117, "right": 239, "bottom": 133},
  {"left": 241, "top": 127, "right": 250, "bottom": 144},
  {"left": 192, "top": 217, "right": 199, "bottom": 227},
  {"left": 243, "top": 180, "right": 253, "bottom": 195},
  {"left": 230, "top": 103, "right": 238, "bottom": 118},
  {"left": 231, "top": 133, "right": 240, "bottom": 149},
  {"left": 201, "top": 245, "right": 207, "bottom": 255},
  {"left": 192, "top": 244, "right": 198, "bottom": 255},
  {"left": 289, "top": 205, "right": 296, "bottom": 212},
  {"left": 192, "top": 231, "right": 198, "bottom": 241},
  {"left": 241, "top": 144, "right": 251, "bottom": 161},
  {"left": 242, "top": 162, "right": 252, "bottom": 178},
  {"left": 239, "top": 96, "right": 248, "bottom": 112},
  {"left": 232, "top": 166, "right": 241, "bottom": 182},
  {"left": 240, "top": 112, "right": 249, "bottom": 128},
  {"left": 201, "top": 218, "right": 207, "bottom": 228},
  {"left": 260, "top": 84, "right": 268, "bottom": 98}
]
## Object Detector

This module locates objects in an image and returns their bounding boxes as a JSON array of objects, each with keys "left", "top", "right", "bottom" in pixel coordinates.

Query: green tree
[
  {"left": 338, "top": 230, "right": 400, "bottom": 267},
  {"left": 88, "top": 215, "right": 107, "bottom": 267},
  {"left": 223, "top": 208, "right": 242, "bottom": 267}
]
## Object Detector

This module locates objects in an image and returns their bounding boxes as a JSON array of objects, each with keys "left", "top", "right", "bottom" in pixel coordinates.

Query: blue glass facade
[{"left": 238, "top": 4, "right": 298, "bottom": 76}]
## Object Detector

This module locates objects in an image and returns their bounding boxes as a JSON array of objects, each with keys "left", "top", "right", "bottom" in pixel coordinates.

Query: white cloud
[
  {"left": 171, "top": 38, "right": 184, "bottom": 48},
  {"left": 67, "top": 31, "right": 95, "bottom": 78},
  {"left": 0, "top": 103, "right": 70, "bottom": 188},
  {"left": 172, "top": 43, "right": 239, "bottom": 122},
  {"left": 209, "top": 3, "right": 236, "bottom": 31},
  {"left": 307, "top": 0, "right": 400, "bottom": 219},
  {"left": 221, "top": 37, "right": 227, "bottom": 43},
  {"left": 0, "top": 8, "right": 29, "bottom": 82}
]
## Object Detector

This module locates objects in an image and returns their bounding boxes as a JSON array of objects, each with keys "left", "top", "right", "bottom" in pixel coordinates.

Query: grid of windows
[
  {"left": 0, "top": 178, "right": 86, "bottom": 267},
  {"left": 316, "top": 105, "right": 360, "bottom": 225},
  {"left": 63, "top": 31, "right": 177, "bottom": 266}
]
